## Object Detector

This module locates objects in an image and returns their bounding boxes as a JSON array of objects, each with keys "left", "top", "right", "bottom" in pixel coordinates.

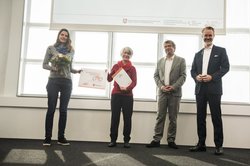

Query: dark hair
[
  {"left": 54, "top": 28, "right": 73, "bottom": 52},
  {"left": 202, "top": 26, "right": 215, "bottom": 33},
  {"left": 164, "top": 40, "right": 176, "bottom": 49}
]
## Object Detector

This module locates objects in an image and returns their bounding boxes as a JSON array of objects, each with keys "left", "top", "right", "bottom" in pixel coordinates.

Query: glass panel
[
  {"left": 182, "top": 68, "right": 250, "bottom": 103},
  {"left": 226, "top": 0, "right": 250, "bottom": 28},
  {"left": 113, "top": 33, "right": 158, "bottom": 63},
  {"left": 30, "top": 0, "right": 52, "bottom": 23},
  {"left": 182, "top": 67, "right": 196, "bottom": 100},
  {"left": 163, "top": 34, "right": 199, "bottom": 66},
  {"left": 214, "top": 34, "right": 250, "bottom": 66},
  {"left": 26, "top": 27, "right": 57, "bottom": 59},
  {"left": 133, "top": 66, "right": 156, "bottom": 100},
  {"left": 222, "top": 70, "right": 250, "bottom": 103},
  {"left": 74, "top": 32, "right": 109, "bottom": 63},
  {"left": 21, "top": 63, "right": 48, "bottom": 95}
]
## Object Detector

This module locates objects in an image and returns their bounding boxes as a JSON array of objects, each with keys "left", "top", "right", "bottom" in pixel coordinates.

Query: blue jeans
[{"left": 45, "top": 78, "right": 72, "bottom": 139}]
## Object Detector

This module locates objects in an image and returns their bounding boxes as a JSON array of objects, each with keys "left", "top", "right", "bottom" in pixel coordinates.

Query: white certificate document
[
  {"left": 112, "top": 68, "right": 132, "bottom": 88},
  {"left": 78, "top": 68, "right": 107, "bottom": 89}
]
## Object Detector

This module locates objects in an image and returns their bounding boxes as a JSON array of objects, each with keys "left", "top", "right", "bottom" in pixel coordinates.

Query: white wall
[
  {"left": 0, "top": 0, "right": 250, "bottom": 149},
  {"left": 0, "top": 0, "right": 11, "bottom": 94}
]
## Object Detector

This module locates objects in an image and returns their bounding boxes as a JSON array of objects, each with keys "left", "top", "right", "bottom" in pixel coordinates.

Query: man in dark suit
[
  {"left": 189, "top": 26, "right": 230, "bottom": 155},
  {"left": 146, "top": 40, "right": 186, "bottom": 149}
]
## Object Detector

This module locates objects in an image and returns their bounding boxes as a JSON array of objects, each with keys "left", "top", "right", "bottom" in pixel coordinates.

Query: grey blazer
[{"left": 154, "top": 55, "right": 186, "bottom": 97}]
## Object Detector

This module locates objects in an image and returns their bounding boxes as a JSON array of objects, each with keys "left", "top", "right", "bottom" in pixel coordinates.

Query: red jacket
[{"left": 107, "top": 60, "right": 137, "bottom": 96}]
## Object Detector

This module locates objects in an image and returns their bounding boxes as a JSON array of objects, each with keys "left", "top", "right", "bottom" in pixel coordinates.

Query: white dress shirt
[
  {"left": 202, "top": 45, "right": 213, "bottom": 75},
  {"left": 164, "top": 55, "right": 174, "bottom": 85}
]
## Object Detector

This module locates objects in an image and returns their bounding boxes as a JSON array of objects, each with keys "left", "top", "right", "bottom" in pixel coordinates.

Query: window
[
  {"left": 163, "top": 34, "right": 199, "bottom": 100},
  {"left": 112, "top": 33, "right": 158, "bottom": 99},
  {"left": 71, "top": 31, "right": 110, "bottom": 97},
  {"left": 226, "top": 0, "right": 249, "bottom": 28},
  {"left": 19, "top": 27, "right": 58, "bottom": 96},
  {"left": 215, "top": 0, "right": 250, "bottom": 103},
  {"left": 19, "top": 0, "right": 250, "bottom": 104}
]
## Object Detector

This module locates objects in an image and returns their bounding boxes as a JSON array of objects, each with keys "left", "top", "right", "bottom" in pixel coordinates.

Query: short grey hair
[{"left": 120, "top": 47, "right": 133, "bottom": 58}]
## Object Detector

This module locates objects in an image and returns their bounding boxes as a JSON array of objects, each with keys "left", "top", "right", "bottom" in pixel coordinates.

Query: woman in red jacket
[{"left": 107, "top": 47, "right": 137, "bottom": 148}]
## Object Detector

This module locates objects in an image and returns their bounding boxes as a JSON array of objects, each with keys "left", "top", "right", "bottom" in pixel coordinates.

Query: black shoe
[
  {"left": 124, "top": 142, "right": 131, "bottom": 148},
  {"left": 43, "top": 137, "right": 51, "bottom": 146},
  {"left": 168, "top": 142, "right": 178, "bottom": 149},
  {"left": 57, "top": 137, "right": 70, "bottom": 146},
  {"left": 108, "top": 142, "right": 116, "bottom": 147},
  {"left": 214, "top": 147, "right": 223, "bottom": 155},
  {"left": 189, "top": 143, "right": 206, "bottom": 152},
  {"left": 146, "top": 140, "right": 160, "bottom": 148}
]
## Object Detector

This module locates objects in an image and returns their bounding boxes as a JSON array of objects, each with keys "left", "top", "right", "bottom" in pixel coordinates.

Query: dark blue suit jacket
[{"left": 191, "top": 45, "right": 230, "bottom": 95}]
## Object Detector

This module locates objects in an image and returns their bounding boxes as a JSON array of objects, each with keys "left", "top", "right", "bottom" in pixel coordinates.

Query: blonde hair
[{"left": 120, "top": 47, "right": 133, "bottom": 58}]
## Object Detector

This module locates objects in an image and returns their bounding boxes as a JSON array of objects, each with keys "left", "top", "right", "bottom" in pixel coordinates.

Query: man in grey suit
[
  {"left": 146, "top": 40, "right": 186, "bottom": 149},
  {"left": 189, "top": 26, "right": 230, "bottom": 155}
]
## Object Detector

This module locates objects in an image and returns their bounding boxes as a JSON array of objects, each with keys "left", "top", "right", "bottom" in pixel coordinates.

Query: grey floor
[{"left": 0, "top": 139, "right": 249, "bottom": 166}]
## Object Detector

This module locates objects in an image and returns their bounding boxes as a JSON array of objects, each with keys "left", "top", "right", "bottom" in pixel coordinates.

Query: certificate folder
[{"left": 112, "top": 67, "right": 132, "bottom": 88}]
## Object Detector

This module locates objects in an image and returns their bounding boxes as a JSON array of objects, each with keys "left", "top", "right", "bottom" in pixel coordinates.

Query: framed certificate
[
  {"left": 112, "top": 68, "right": 132, "bottom": 88},
  {"left": 78, "top": 68, "right": 107, "bottom": 89}
]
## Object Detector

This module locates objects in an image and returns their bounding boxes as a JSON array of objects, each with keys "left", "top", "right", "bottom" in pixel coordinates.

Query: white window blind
[{"left": 50, "top": 0, "right": 225, "bottom": 34}]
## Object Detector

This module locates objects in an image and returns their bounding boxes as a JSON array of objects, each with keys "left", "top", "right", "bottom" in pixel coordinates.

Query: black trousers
[
  {"left": 110, "top": 94, "right": 133, "bottom": 143},
  {"left": 45, "top": 78, "right": 72, "bottom": 139},
  {"left": 196, "top": 84, "right": 223, "bottom": 148}
]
